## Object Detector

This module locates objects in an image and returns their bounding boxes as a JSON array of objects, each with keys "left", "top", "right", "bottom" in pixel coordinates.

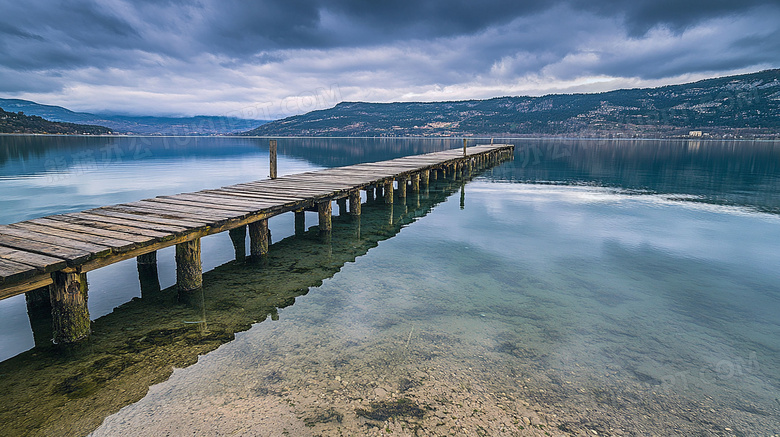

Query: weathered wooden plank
[
  {"left": 0, "top": 225, "right": 111, "bottom": 255},
  {"left": 62, "top": 212, "right": 188, "bottom": 234},
  {"left": 0, "top": 258, "right": 40, "bottom": 284},
  {"left": 102, "top": 204, "right": 231, "bottom": 224},
  {"left": 145, "top": 197, "right": 255, "bottom": 215},
  {"left": 0, "top": 245, "right": 67, "bottom": 272},
  {"left": 168, "top": 192, "right": 280, "bottom": 210},
  {"left": 10, "top": 222, "right": 141, "bottom": 253},
  {"left": 20, "top": 217, "right": 152, "bottom": 244},
  {"left": 0, "top": 231, "right": 97, "bottom": 263},
  {"left": 0, "top": 274, "right": 53, "bottom": 300},
  {"left": 88, "top": 207, "right": 207, "bottom": 228}
]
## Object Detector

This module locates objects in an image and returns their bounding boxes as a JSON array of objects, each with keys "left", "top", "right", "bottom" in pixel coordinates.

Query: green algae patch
[{"left": 355, "top": 398, "right": 426, "bottom": 421}]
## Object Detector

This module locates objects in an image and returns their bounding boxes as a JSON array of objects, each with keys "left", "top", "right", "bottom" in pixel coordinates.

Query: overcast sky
[{"left": 1, "top": 0, "right": 779, "bottom": 119}]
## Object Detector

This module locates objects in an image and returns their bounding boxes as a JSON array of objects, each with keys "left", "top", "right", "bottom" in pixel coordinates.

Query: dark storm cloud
[{"left": 0, "top": 0, "right": 778, "bottom": 115}]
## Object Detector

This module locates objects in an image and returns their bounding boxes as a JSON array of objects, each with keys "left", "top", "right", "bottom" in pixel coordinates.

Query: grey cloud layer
[{"left": 1, "top": 0, "right": 778, "bottom": 115}]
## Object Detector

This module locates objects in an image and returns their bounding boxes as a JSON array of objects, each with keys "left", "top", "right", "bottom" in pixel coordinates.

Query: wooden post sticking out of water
[
  {"left": 420, "top": 170, "right": 429, "bottom": 187},
  {"left": 397, "top": 176, "right": 407, "bottom": 198},
  {"left": 411, "top": 174, "right": 420, "bottom": 192},
  {"left": 294, "top": 210, "right": 306, "bottom": 235},
  {"left": 463, "top": 138, "right": 467, "bottom": 156},
  {"left": 269, "top": 139, "right": 278, "bottom": 179},
  {"left": 50, "top": 271, "right": 90, "bottom": 343},
  {"left": 337, "top": 198, "right": 348, "bottom": 216},
  {"left": 137, "top": 251, "right": 161, "bottom": 295},
  {"left": 349, "top": 190, "right": 362, "bottom": 216},
  {"left": 176, "top": 239, "right": 202, "bottom": 293},
  {"left": 318, "top": 200, "right": 332, "bottom": 233},
  {"left": 228, "top": 226, "right": 247, "bottom": 261},
  {"left": 383, "top": 180, "right": 394, "bottom": 204},
  {"left": 249, "top": 219, "right": 269, "bottom": 257},
  {"left": 366, "top": 187, "right": 375, "bottom": 202},
  {"left": 432, "top": 168, "right": 439, "bottom": 180}
]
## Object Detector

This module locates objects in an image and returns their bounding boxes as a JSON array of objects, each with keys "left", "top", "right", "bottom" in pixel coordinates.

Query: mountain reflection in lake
[{"left": 1, "top": 137, "right": 779, "bottom": 436}]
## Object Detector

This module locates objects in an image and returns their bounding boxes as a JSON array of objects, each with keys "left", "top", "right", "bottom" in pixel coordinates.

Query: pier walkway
[{"left": 0, "top": 143, "right": 513, "bottom": 342}]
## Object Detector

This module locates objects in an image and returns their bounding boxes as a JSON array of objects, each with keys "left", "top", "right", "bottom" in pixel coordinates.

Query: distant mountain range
[
  {"left": 0, "top": 108, "right": 111, "bottom": 135},
  {"left": 0, "top": 99, "right": 268, "bottom": 135},
  {"left": 243, "top": 69, "right": 780, "bottom": 139}
]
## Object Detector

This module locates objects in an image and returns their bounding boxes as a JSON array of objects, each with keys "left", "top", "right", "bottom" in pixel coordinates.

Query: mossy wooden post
[
  {"left": 229, "top": 226, "right": 247, "bottom": 261},
  {"left": 269, "top": 139, "right": 278, "bottom": 179},
  {"left": 294, "top": 210, "right": 306, "bottom": 235},
  {"left": 26, "top": 286, "right": 53, "bottom": 347},
  {"left": 420, "top": 169, "right": 430, "bottom": 187},
  {"left": 366, "top": 186, "right": 375, "bottom": 202},
  {"left": 137, "top": 251, "right": 161, "bottom": 295},
  {"left": 383, "top": 180, "right": 394, "bottom": 204},
  {"left": 176, "top": 239, "right": 202, "bottom": 294},
  {"left": 411, "top": 173, "right": 420, "bottom": 192},
  {"left": 249, "top": 219, "right": 269, "bottom": 257},
  {"left": 431, "top": 168, "right": 439, "bottom": 180},
  {"left": 318, "top": 200, "right": 332, "bottom": 233},
  {"left": 349, "top": 190, "right": 362, "bottom": 216},
  {"left": 397, "top": 176, "right": 407, "bottom": 198},
  {"left": 337, "top": 198, "right": 348, "bottom": 216},
  {"left": 50, "top": 271, "right": 90, "bottom": 343}
]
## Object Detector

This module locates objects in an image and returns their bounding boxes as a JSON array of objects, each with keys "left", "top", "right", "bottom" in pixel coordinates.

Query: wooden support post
[
  {"left": 383, "top": 180, "right": 394, "bottom": 204},
  {"left": 411, "top": 173, "right": 420, "bottom": 192},
  {"left": 176, "top": 239, "right": 202, "bottom": 293},
  {"left": 269, "top": 139, "right": 278, "bottom": 179},
  {"left": 50, "top": 271, "right": 90, "bottom": 344},
  {"left": 229, "top": 226, "right": 247, "bottom": 261},
  {"left": 137, "top": 251, "right": 161, "bottom": 295},
  {"left": 295, "top": 210, "right": 306, "bottom": 235},
  {"left": 349, "top": 190, "right": 362, "bottom": 216},
  {"left": 420, "top": 170, "right": 429, "bottom": 187},
  {"left": 432, "top": 168, "right": 439, "bottom": 180},
  {"left": 337, "top": 198, "right": 348, "bottom": 216},
  {"left": 463, "top": 138, "right": 467, "bottom": 156},
  {"left": 397, "top": 176, "right": 407, "bottom": 198},
  {"left": 318, "top": 200, "right": 332, "bottom": 233},
  {"left": 26, "top": 286, "right": 53, "bottom": 347},
  {"left": 366, "top": 186, "right": 375, "bottom": 202},
  {"left": 249, "top": 219, "right": 269, "bottom": 257}
]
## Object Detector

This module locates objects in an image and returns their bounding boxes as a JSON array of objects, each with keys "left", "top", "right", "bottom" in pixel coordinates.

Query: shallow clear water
[{"left": 1, "top": 137, "right": 779, "bottom": 436}]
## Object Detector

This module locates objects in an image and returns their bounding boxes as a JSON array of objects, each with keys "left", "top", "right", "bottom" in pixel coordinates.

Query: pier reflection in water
[{"left": 0, "top": 174, "right": 465, "bottom": 436}]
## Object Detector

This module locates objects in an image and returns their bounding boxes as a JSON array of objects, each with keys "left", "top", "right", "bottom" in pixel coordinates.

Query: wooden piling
[
  {"left": 269, "top": 139, "right": 278, "bottom": 179},
  {"left": 229, "top": 226, "right": 247, "bottom": 261},
  {"left": 383, "top": 180, "right": 394, "bottom": 204},
  {"left": 176, "top": 239, "right": 202, "bottom": 293},
  {"left": 411, "top": 174, "right": 420, "bottom": 192},
  {"left": 137, "top": 251, "right": 161, "bottom": 295},
  {"left": 349, "top": 190, "right": 362, "bottom": 216},
  {"left": 318, "top": 201, "right": 332, "bottom": 233},
  {"left": 420, "top": 170, "right": 430, "bottom": 187},
  {"left": 50, "top": 271, "right": 90, "bottom": 343},
  {"left": 397, "top": 177, "right": 407, "bottom": 198},
  {"left": 249, "top": 219, "right": 269, "bottom": 257},
  {"left": 295, "top": 210, "right": 306, "bottom": 235},
  {"left": 463, "top": 138, "right": 467, "bottom": 156},
  {"left": 366, "top": 186, "right": 375, "bottom": 202}
]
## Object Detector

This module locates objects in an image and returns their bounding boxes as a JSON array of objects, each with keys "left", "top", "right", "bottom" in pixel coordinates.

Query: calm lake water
[{"left": 0, "top": 136, "right": 778, "bottom": 436}]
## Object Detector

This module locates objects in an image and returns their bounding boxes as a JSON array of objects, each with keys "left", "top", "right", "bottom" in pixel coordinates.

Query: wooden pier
[{"left": 0, "top": 144, "right": 513, "bottom": 343}]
